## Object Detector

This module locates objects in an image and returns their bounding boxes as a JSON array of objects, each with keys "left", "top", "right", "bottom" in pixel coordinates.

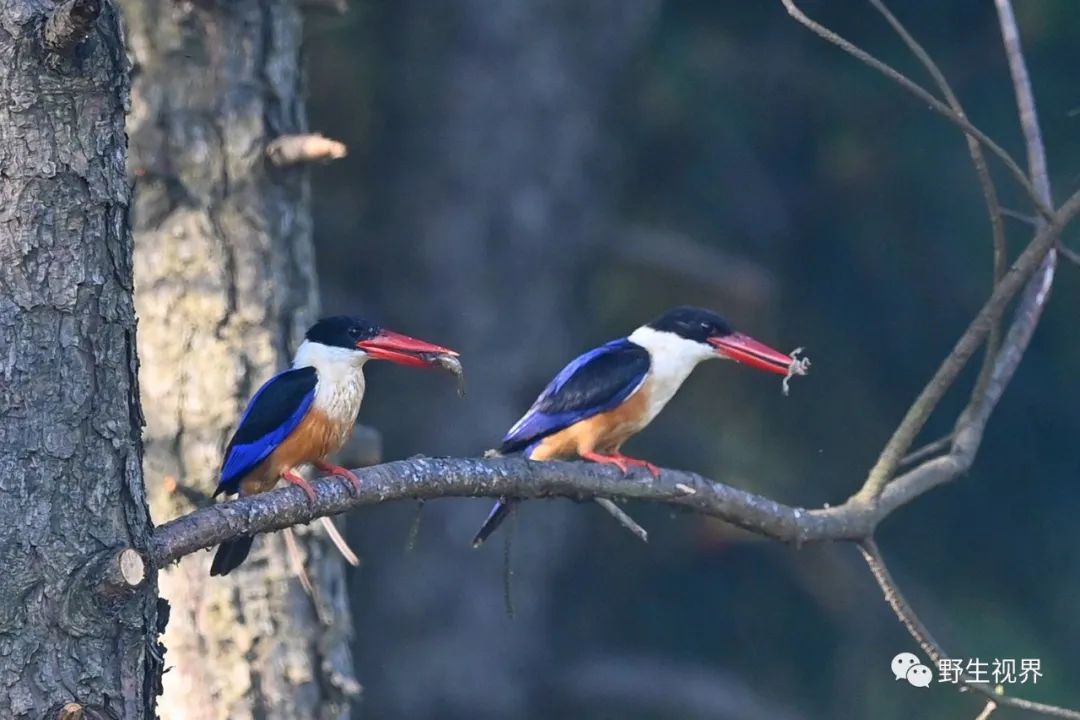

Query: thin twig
[
  {"left": 868, "top": 0, "right": 1006, "bottom": 399},
  {"left": 856, "top": 191, "right": 1080, "bottom": 502},
  {"left": 283, "top": 527, "right": 314, "bottom": 596},
  {"left": 503, "top": 510, "right": 516, "bottom": 618},
  {"left": 897, "top": 434, "right": 952, "bottom": 469},
  {"left": 995, "top": 0, "right": 1053, "bottom": 209},
  {"left": 1059, "top": 242, "right": 1080, "bottom": 267},
  {"left": 859, "top": 539, "right": 1080, "bottom": 719},
  {"left": 320, "top": 516, "right": 360, "bottom": 567},
  {"left": 978, "top": 0, "right": 1058, "bottom": 414},
  {"left": 867, "top": 0, "right": 1007, "bottom": 302},
  {"left": 781, "top": 0, "right": 1052, "bottom": 220},
  {"left": 405, "top": 500, "right": 424, "bottom": 553},
  {"left": 594, "top": 498, "right": 649, "bottom": 543},
  {"left": 858, "top": 539, "right": 944, "bottom": 662},
  {"left": 974, "top": 701, "right": 998, "bottom": 720},
  {"left": 1001, "top": 207, "right": 1039, "bottom": 226}
]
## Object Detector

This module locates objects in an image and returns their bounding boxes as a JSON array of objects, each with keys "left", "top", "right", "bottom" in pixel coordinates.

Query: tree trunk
[
  {"left": 340, "top": 2, "right": 658, "bottom": 717},
  {"left": 122, "top": 2, "right": 358, "bottom": 718},
  {"left": 0, "top": 3, "right": 159, "bottom": 718}
]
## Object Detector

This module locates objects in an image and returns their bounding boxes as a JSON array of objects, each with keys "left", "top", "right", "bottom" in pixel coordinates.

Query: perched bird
[
  {"left": 472, "top": 306, "right": 801, "bottom": 547},
  {"left": 211, "top": 315, "right": 457, "bottom": 576}
]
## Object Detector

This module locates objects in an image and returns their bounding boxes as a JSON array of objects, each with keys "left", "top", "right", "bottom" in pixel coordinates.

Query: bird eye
[{"left": 348, "top": 326, "right": 362, "bottom": 339}]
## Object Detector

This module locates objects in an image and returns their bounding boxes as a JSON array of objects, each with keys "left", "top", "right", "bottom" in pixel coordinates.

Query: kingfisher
[
  {"left": 472, "top": 306, "right": 805, "bottom": 547},
  {"left": 210, "top": 315, "right": 457, "bottom": 576}
]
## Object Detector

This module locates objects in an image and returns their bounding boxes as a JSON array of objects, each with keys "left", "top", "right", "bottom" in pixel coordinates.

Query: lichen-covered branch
[
  {"left": 150, "top": 456, "right": 847, "bottom": 566},
  {"left": 148, "top": 198, "right": 1080, "bottom": 583}
]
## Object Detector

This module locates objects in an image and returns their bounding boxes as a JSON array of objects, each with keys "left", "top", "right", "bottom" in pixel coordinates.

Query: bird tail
[
  {"left": 210, "top": 536, "right": 255, "bottom": 576},
  {"left": 472, "top": 499, "right": 515, "bottom": 548}
]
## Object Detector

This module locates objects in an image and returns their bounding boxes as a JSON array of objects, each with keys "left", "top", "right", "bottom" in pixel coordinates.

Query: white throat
[
  {"left": 627, "top": 326, "right": 714, "bottom": 422},
  {"left": 292, "top": 340, "right": 368, "bottom": 423}
]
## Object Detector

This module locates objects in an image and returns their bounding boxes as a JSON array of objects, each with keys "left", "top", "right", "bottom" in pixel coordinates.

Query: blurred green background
[{"left": 301, "top": 1, "right": 1078, "bottom": 718}]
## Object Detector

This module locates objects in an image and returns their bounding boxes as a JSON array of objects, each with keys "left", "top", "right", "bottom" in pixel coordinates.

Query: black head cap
[
  {"left": 305, "top": 315, "right": 381, "bottom": 348},
  {"left": 647, "top": 306, "right": 734, "bottom": 343}
]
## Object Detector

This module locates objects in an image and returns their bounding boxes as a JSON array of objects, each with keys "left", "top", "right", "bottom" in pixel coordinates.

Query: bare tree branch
[
  {"left": 991, "top": 0, "right": 1058, "bottom": 415},
  {"left": 859, "top": 540, "right": 1080, "bottom": 720},
  {"left": 995, "top": 0, "right": 1052, "bottom": 209},
  {"left": 1059, "top": 242, "right": 1080, "bottom": 267},
  {"left": 266, "top": 133, "right": 348, "bottom": 166},
  {"left": 150, "top": 456, "right": 854, "bottom": 565},
  {"left": 857, "top": 539, "right": 944, "bottom": 663},
  {"left": 855, "top": 12, "right": 1058, "bottom": 699},
  {"left": 867, "top": 0, "right": 1011, "bottom": 401},
  {"left": 594, "top": 497, "right": 649, "bottom": 543},
  {"left": 785, "top": 0, "right": 1073, "bottom": 506},
  {"left": 139, "top": 10, "right": 1080, "bottom": 720},
  {"left": 320, "top": 515, "right": 361, "bottom": 566},
  {"left": 867, "top": 0, "right": 1007, "bottom": 304},
  {"left": 780, "top": 0, "right": 1052, "bottom": 220},
  {"left": 856, "top": 190, "right": 1080, "bottom": 502},
  {"left": 897, "top": 433, "right": 952, "bottom": 469},
  {"left": 148, "top": 187, "right": 1080, "bottom": 611},
  {"left": 1001, "top": 207, "right": 1039, "bottom": 226}
]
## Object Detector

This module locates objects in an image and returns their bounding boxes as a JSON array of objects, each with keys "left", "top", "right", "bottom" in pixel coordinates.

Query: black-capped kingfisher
[
  {"left": 472, "top": 306, "right": 804, "bottom": 547},
  {"left": 210, "top": 315, "right": 457, "bottom": 576}
]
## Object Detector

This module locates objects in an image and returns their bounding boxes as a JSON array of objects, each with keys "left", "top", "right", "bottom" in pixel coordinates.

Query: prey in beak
[
  {"left": 357, "top": 330, "right": 459, "bottom": 368},
  {"left": 708, "top": 332, "right": 796, "bottom": 375},
  {"left": 709, "top": 332, "right": 811, "bottom": 395}
]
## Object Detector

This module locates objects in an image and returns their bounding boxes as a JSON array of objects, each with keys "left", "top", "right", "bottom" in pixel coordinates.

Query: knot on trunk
[{"left": 44, "top": 0, "right": 101, "bottom": 53}]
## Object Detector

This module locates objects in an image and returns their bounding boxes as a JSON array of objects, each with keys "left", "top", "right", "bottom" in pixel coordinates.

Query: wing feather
[
  {"left": 501, "top": 339, "right": 649, "bottom": 453},
  {"left": 216, "top": 366, "right": 318, "bottom": 495}
]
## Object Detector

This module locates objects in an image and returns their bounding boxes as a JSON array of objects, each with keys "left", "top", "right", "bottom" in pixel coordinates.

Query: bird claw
[
  {"left": 314, "top": 460, "right": 362, "bottom": 496},
  {"left": 283, "top": 469, "right": 318, "bottom": 505},
  {"left": 617, "top": 455, "right": 662, "bottom": 479},
  {"left": 583, "top": 452, "right": 662, "bottom": 479}
]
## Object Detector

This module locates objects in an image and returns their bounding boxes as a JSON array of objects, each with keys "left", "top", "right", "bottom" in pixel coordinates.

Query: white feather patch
[
  {"left": 627, "top": 326, "right": 714, "bottom": 425},
  {"left": 292, "top": 340, "right": 368, "bottom": 426}
]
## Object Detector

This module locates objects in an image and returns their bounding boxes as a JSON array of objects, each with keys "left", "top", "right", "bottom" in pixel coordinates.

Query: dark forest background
[{"left": 298, "top": 1, "right": 1078, "bottom": 718}]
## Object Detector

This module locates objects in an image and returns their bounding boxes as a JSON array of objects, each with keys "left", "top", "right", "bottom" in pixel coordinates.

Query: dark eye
[
  {"left": 348, "top": 326, "right": 362, "bottom": 339},
  {"left": 699, "top": 322, "right": 710, "bottom": 331}
]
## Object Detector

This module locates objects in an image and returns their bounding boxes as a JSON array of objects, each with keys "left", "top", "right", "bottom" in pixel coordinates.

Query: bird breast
[{"left": 312, "top": 366, "right": 366, "bottom": 434}]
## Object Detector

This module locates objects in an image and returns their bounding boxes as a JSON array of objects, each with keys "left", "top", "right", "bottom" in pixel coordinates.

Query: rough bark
[
  {"left": 122, "top": 1, "right": 357, "bottom": 718},
  {"left": 345, "top": 2, "right": 658, "bottom": 717},
  {"left": 0, "top": 2, "right": 158, "bottom": 718}
]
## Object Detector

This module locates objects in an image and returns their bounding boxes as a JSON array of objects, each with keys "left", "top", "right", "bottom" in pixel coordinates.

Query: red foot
[
  {"left": 314, "top": 459, "right": 362, "bottom": 495},
  {"left": 283, "top": 468, "right": 318, "bottom": 504},
  {"left": 581, "top": 451, "right": 662, "bottom": 478}
]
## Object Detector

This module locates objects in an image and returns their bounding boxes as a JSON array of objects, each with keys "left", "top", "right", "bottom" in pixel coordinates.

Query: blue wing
[
  {"left": 216, "top": 366, "right": 318, "bottom": 496},
  {"left": 500, "top": 338, "right": 650, "bottom": 454}
]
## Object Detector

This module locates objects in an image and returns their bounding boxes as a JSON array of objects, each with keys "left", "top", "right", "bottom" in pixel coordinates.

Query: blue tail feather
[{"left": 472, "top": 499, "right": 514, "bottom": 547}]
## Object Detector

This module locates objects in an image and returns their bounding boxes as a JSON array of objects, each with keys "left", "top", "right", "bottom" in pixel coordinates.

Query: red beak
[
  {"left": 708, "top": 332, "right": 793, "bottom": 375},
  {"left": 356, "top": 330, "right": 458, "bottom": 368}
]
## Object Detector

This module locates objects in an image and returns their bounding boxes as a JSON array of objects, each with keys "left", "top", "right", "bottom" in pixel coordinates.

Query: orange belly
[
  {"left": 527, "top": 386, "right": 650, "bottom": 461},
  {"left": 239, "top": 408, "right": 353, "bottom": 495}
]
